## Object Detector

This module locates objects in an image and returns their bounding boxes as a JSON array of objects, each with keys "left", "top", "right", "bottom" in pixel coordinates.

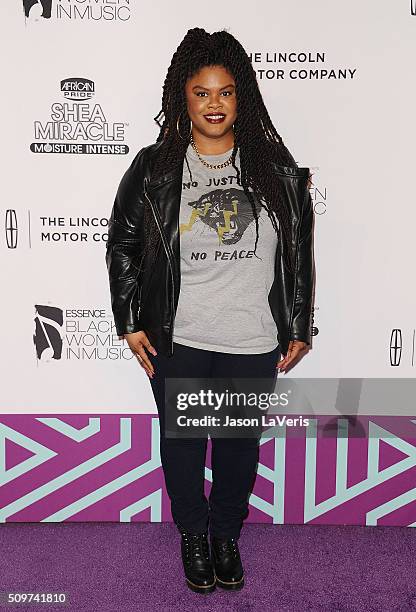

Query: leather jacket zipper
[
  {"left": 287, "top": 185, "right": 308, "bottom": 343},
  {"left": 143, "top": 183, "right": 176, "bottom": 355}
]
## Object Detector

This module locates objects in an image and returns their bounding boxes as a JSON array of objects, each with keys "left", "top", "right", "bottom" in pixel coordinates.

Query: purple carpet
[{"left": 1, "top": 522, "right": 415, "bottom": 611}]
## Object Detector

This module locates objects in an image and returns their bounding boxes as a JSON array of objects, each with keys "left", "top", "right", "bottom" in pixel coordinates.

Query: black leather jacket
[{"left": 105, "top": 141, "right": 315, "bottom": 357}]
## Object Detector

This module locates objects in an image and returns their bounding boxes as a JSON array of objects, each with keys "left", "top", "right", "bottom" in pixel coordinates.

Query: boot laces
[
  {"left": 181, "top": 532, "right": 210, "bottom": 561},
  {"left": 215, "top": 537, "right": 239, "bottom": 559}
]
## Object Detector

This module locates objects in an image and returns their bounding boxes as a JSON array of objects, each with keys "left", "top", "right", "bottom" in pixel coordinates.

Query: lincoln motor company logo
[
  {"left": 30, "top": 77, "right": 129, "bottom": 155},
  {"left": 5, "top": 209, "right": 18, "bottom": 249},
  {"left": 390, "top": 328, "right": 402, "bottom": 367}
]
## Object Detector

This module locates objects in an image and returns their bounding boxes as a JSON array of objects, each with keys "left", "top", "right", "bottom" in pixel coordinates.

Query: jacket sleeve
[
  {"left": 289, "top": 185, "right": 315, "bottom": 346},
  {"left": 105, "top": 148, "right": 146, "bottom": 337}
]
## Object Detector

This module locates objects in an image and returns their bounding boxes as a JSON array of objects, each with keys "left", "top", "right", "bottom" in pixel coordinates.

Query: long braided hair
[{"left": 144, "top": 27, "right": 300, "bottom": 274}]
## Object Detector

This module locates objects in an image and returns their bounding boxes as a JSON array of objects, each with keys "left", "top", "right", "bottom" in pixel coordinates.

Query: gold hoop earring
[{"left": 176, "top": 109, "right": 192, "bottom": 141}]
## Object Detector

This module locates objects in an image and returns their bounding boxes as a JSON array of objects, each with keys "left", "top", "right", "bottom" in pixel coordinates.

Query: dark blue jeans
[{"left": 148, "top": 341, "right": 280, "bottom": 539}]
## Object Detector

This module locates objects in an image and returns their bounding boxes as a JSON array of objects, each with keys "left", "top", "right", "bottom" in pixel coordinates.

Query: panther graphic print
[{"left": 179, "top": 187, "right": 263, "bottom": 245}]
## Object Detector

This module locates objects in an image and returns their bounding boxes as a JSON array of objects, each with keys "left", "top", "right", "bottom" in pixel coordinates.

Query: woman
[{"left": 106, "top": 27, "right": 315, "bottom": 594}]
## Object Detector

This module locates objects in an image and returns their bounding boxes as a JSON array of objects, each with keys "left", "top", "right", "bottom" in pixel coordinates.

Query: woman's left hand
[{"left": 277, "top": 340, "right": 309, "bottom": 373}]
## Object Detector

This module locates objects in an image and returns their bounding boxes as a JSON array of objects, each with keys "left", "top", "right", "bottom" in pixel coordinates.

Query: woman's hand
[
  {"left": 277, "top": 340, "right": 309, "bottom": 373},
  {"left": 123, "top": 331, "right": 157, "bottom": 378}
]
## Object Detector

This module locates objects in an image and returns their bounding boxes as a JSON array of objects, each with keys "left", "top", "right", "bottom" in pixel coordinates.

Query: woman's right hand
[{"left": 123, "top": 331, "right": 157, "bottom": 378}]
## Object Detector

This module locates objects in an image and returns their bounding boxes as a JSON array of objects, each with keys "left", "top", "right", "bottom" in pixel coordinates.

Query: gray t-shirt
[{"left": 172, "top": 143, "right": 279, "bottom": 354}]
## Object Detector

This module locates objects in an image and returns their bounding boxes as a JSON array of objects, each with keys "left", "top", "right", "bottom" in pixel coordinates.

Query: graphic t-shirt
[{"left": 172, "top": 143, "right": 279, "bottom": 354}]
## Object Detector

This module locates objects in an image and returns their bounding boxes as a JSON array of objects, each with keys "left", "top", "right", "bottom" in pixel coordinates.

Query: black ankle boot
[
  {"left": 180, "top": 530, "right": 216, "bottom": 594},
  {"left": 211, "top": 536, "right": 244, "bottom": 590}
]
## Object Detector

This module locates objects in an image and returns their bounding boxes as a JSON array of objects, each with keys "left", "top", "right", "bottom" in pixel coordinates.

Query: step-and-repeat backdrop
[{"left": 1, "top": 1, "right": 415, "bottom": 525}]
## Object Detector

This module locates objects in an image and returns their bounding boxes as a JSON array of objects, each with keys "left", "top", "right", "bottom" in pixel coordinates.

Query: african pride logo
[
  {"left": 30, "top": 77, "right": 129, "bottom": 155},
  {"left": 180, "top": 188, "right": 263, "bottom": 245},
  {"left": 22, "top": 0, "right": 131, "bottom": 23},
  {"left": 61, "top": 77, "right": 95, "bottom": 101}
]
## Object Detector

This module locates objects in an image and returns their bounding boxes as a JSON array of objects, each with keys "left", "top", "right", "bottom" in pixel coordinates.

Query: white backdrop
[{"left": 1, "top": 0, "right": 415, "bottom": 413}]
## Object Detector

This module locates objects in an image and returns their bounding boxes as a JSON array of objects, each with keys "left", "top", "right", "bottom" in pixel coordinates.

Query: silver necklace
[{"left": 190, "top": 134, "right": 234, "bottom": 169}]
